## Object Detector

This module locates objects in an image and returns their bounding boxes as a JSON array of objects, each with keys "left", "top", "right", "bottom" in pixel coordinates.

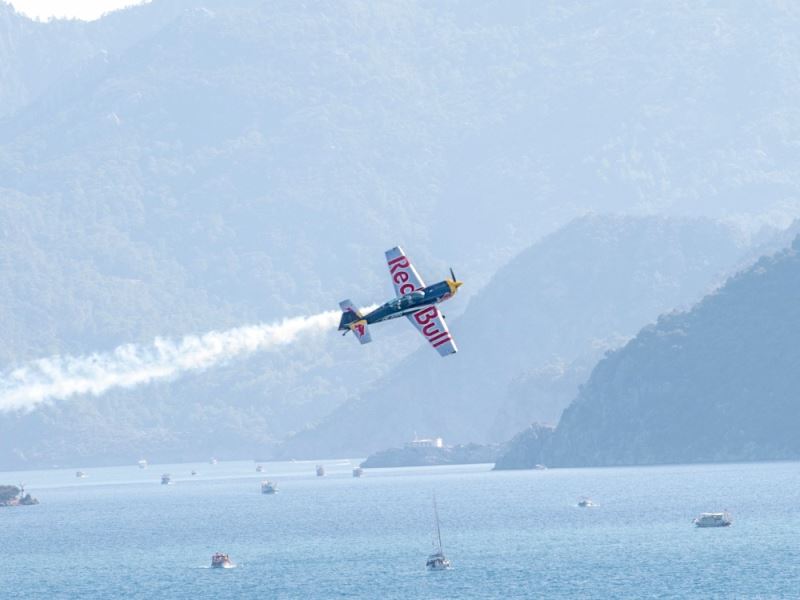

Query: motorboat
[
  {"left": 315, "top": 465, "right": 325, "bottom": 477},
  {"left": 75, "top": 471, "right": 87, "bottom": 479},
  {"left": 577, "top": 498, "right": 597, "bottom": 507},
  {"left": 352, "top": 467, "right": 364, "bottom": 478},
  {"left": 210, "top": 552, "right": 234, "bottom": 568},
  {"left": 161, "top": 473, "right": 172, "bottom": 485},
  {"left": 255, "top": 464, "right": 264, "bottom": 473},
  {"left": 209, "top": 458, "right": 218, "bottom": 465},
  {"left": 426, "top": 495, "right": 451, "bottom": 571},
  {"left": 137, "top": 459, "right": 148, "bottom": 469},
  {"left": 693, "top": 511, "right": 732, "bottom": 527},
  {"left": 261, "top": 480, "right": 278, "bottom": 494}
]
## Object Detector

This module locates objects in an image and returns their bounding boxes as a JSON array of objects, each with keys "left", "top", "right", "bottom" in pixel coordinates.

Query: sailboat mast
[{"left": 433, "top": 494, "right": 443, "bottom": 553}]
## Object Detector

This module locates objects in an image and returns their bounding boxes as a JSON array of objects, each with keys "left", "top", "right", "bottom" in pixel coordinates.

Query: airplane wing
[
  {"left": 385, "top": 246, "right": 457, "bottom": 356},
  {"left": 385, "top": 246, "right": 426, "bottom": 297},
  {"left": 407, "top": 305, "right": 458, "bottom": 356}
]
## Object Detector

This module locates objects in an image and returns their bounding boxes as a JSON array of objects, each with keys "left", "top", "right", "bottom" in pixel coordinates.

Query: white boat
[
  {"left": 137, "top": 459, "right": 148, "bottom": 469},
  {"left": 209, "top": 458, "right": 218, "bottom": 465},
  {"left": 693, "top": 511, "right": 732, "bottom": 528},
  {"left": 255, "top": 464, "right": 264, "bottom": 473},
  {"left": 75, "top": 471, "right": 87, "bottom": 479},
  {"left": 161, "top": 473, "right": 172, "bottom": 485},
  {"left": 577, "top": 498, "right": 597, "bottom": 507},
  {"left": 211, "top": 552, "right": 234, "bottom": 568},
  {"left": 261, "top": 480, "right": 278, "bottom": 494},
  {"left": 426, "top": 495, "right": 451, "bottom": 571}
]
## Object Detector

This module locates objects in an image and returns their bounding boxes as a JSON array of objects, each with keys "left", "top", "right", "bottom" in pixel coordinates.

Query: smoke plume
[{"left": 0, "top": 309, "right": 342, "bottom": 412}]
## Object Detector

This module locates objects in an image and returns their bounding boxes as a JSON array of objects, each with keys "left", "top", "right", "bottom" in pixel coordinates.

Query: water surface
[{"left": 2, "top": 459, "right": 798, "bottom": 598}]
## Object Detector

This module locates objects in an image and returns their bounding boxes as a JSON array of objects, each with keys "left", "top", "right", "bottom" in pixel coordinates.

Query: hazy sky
[{"left": 9, "top": 0, "right": 149, "bottom": 20}]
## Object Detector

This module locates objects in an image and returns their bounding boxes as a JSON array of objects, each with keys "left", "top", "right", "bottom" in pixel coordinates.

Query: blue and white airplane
[{"left": 338, "top": 246, "right": 463, "bottom": 356}]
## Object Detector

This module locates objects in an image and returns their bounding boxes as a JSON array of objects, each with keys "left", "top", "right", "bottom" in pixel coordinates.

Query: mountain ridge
[
  {"left": 281, "top": 214, "right": 755, "bottom": 458},
  {"left": 2, "top": 1, "right": 800, "bottom": 468},
  {"left": 496, "top": 235, "right": 800, "bottom": 468}
]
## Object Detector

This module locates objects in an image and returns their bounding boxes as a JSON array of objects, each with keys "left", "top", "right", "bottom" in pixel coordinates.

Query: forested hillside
[
  {"left": 496, "top": 236, "right": 800, "bottom": 468},
  {"left": 2, "top": 1, "right": 800, "bottom": 468}
]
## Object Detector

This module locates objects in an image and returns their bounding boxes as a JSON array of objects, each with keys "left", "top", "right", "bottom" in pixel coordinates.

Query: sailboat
[{"left": 426, "top": 495, "right": 451, "bottom": 571}]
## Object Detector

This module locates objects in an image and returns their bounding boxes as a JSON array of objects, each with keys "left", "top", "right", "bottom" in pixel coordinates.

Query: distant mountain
[
  {"left": 496, "top": 236, "right": 800, "bottom": 469},
  {"left": 0, "top": 1, "right": 187, "bottom": 119},
  {"left": 2, "top": 1, "right": 800, "bottom": 468},
  {"left": 282, "top": 215, "right": 753, "bottom": 458},
  {"left": 492, "top": 356, "right": 591, "bottom": 438},
  {"left": 493, "top": 424, "right": 554, "bottom": 471}
]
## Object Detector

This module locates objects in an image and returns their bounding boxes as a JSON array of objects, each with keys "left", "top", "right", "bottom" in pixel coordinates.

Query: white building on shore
[{"left": 406, "top": 436, "right": 444, "bottom": 449}]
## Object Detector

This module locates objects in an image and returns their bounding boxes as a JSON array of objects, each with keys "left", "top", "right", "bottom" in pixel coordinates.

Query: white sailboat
[{"left": 426, "top": 495, "right": 451, "bottom": 571}]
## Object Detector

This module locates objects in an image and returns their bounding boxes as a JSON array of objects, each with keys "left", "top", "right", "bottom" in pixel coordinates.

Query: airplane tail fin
[{"left": 338, "top": 300, "right": 372, "bottom": 344}]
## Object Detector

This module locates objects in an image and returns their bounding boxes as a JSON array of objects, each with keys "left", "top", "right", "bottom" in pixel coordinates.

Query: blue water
[{"left": 2, "top": 459, "right": 799, "bottom": 599}]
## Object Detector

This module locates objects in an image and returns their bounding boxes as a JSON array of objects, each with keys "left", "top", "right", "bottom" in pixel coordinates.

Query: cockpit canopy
[{"left": 388, "top": 290, "right": 425, "bottom": 310}]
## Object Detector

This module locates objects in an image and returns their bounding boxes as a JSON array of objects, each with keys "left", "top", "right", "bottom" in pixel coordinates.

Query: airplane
[{"left": 338, "top": 246, "right": 463, "bottom": 356}]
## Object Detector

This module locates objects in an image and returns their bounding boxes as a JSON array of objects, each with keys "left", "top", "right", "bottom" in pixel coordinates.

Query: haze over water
[{"left": 2, "top": 460, "right": 799, "bottom": 599}]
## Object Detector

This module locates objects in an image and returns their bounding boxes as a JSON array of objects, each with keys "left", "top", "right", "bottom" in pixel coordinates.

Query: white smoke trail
[{"left": 0, "top": 309, "right": 343, "bottom": 413}]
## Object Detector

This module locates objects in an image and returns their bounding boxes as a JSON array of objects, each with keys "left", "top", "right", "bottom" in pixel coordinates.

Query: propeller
[{"left": 446, "top": 267, "right": 463, "bottom": 295}]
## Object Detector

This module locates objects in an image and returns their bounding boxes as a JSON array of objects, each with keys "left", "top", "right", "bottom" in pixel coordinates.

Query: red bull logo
[
  {"left": 388, "top": 255, "right": 417, "bottom": 296},
  {"left": 353, "top": 322, "right": 366, "bottom": 337},
  {"left": 388, "top": 253, "right": 451, "bottom": 349},
  {"left": 412, "top": 306, "right": 451, "bottom": 349}
]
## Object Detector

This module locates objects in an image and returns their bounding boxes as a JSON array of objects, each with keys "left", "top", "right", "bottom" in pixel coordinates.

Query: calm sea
[{"left": 1, "top": 459, "right": 799, "bottom": 599}]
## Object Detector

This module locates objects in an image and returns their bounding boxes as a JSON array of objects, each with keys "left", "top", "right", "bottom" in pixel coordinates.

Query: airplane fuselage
[
  {"left": 345, "top": 281, "right": 454, "bottom": 329},
  {"left": 337, "top": 247, "right": 462, "bottom": 355}
]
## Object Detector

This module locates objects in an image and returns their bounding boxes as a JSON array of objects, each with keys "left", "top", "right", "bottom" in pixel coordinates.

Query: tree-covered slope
[
  {"left": 497, "top": 236, "right": 800, "bottom": 468},
  {"left": 2, "top": 1, "right": 800, "bottom": 468},
  {"left": 4, "top": 1, "right": 800, "bottom": 355},
  {"left": 0, "top": 1, "right": 188, "bottom": 119}
]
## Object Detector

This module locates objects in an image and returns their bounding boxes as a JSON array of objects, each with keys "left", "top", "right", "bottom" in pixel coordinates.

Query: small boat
[
  {"left": 533, "top": 464, "right": 547, "bottom": 470},
  {"left": 426, "top": 495, "right": 451, "bottom": 571},
  {"left": 191, "top": 470, "right": 197, "bottom": 476},
  {"left": 75, "top": 471, "right": 87, "bottom": 479},
  {"left": 693, "top": 511, "right": 732, "bottom": 528},
  {"left": 210, "top": 552, "right": 234, "bottom": 568},
  {"left": 137, "top": 459, "right": 148, "bottom": 469},
  {"left": 315, "top": 465, "right": 325, "bottom": 477},
  {"left": 210, "top": 458, "right": 218, "bottom": 465},
  {"left": 577, "top": 498, "right": 597, "bottom": 508},
  {"left": 352, "top": 467, "right": 364, "bottom": 478},
  {"left": 161, "top": 473, "right": 172, "bottom": 485},
  {"left": 255, "top": 464, "right": 264, "bottom": 473},
  {"left": 261, "top": 480, "right": 278, "bottom": 494}
]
